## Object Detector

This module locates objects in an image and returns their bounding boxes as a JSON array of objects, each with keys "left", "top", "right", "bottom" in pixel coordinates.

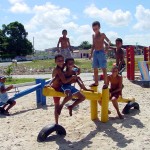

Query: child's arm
[
  {"left": 104, "top": 34, "right": 111, "bottom": 46},
  {"left": 89, "top": 35, "right": 95, "bottom": 59},
  {"left": 0, "top": 85, "right": 13, "bottom": 93},
  {"left": 57, "top": 38, "right": 61, "bottom": 53},
  {"left": 67, "top": 38, "right": 73, "bottom": 52},
  {"left": 57, "top": 68, "right": 77, "bottom": 84}
]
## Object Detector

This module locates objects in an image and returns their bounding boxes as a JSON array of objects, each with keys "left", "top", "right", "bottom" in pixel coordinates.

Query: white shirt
[{"left": 0, "top": 82, "right": 9, "bottom": 103}]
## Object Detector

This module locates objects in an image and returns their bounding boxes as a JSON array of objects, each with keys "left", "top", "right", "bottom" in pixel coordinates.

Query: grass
[
  {"left": 17, "top": 57, "right": 145, "bottom": 73},
  {"left": 17, "top": 58, "right": 116, "bottom": 73},
  {"left": 5, "top": 78, "right": 35, "bottom": 85}
]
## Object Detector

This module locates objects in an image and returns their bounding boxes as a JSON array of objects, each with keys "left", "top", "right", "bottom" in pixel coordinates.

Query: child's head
[
  {"left": 65, "top": 57, "right": 74, "bottom": 69},
  {"left": 92, "top": 21, "right": 100, "bottom": 34},
  {"left": 62, "top": 29, "right": 67, "bottom": 37},
  {"left": 55, "top": 54, "right": 64, "bottom": 68},
  {"left": 0, "top": 76, "right": 6, "bottom": 83},
  {"left": 111, "top": 66, "right": 119, "bottom": 77},
  {"left": 116, "top": 38, "right": 123, "bottom": 49}
]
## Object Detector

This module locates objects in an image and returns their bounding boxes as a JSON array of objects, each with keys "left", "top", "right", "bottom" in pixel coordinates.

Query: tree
[
  {"left": 80, "top": 41, "right": 92, "bottom": 49},
  {"left": 0, "top": 21, "right": 33, "bottom": 58}
]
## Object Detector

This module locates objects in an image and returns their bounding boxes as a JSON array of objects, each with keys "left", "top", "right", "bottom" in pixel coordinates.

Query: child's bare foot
[
  {"left": 57, "top": 105, "right": 63, "bottom": 115},
  {"left": 67, "top": 106, "right": 73, "bottom": 116},
  {"left": 118, "top": 113, "right": 124, "bottom": 119},
  {"left": 3, "top": 111, "right": 10, "bottom": 116},
  {"left": 102, "top": 84, "right": 108, "bottom": 89}
]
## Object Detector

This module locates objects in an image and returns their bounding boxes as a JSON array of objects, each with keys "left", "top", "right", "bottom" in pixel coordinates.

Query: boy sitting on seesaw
[
  {"left": 108, "top": 66, "right": 124, "bottom": 119},
  {"left": 64, "top": 57, "right": 93, "bottom": 92},
  {"left": 0, "top": 76, "right": 16, "bottom": 116},
  {"left": 48, "top": 55, "right": 86, "bottom": 124}
]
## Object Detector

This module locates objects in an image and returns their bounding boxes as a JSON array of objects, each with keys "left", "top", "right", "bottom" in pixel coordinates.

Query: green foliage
[
  {"left": 80, "top": 41, "right": 92, "bottom": 49},
  {"left": 4, "top": 65, "right": 13, "bottom": 81},
  {"left": 0, "top": 21, "right": 33, "bottom": 58},
  {"left": 5, "top": 78, "right": 35, "bottom": 85}
]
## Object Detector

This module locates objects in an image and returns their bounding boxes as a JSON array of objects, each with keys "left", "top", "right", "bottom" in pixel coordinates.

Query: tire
[
  {"left": 37, "top": 124, "right": 66, "bottom": 142},
  {"left": 122, "top": 102, "right": 140, "bottom": 114}
]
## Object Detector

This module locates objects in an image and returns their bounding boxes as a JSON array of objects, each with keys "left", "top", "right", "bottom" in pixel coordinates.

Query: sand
[{"left": 0, "top": 77, "right": 150, "bottom": 150}]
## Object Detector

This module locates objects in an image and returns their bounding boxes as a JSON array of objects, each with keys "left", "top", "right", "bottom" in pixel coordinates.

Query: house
[{"left": 72, "top": 49, "right": 90, "bottom": 58}]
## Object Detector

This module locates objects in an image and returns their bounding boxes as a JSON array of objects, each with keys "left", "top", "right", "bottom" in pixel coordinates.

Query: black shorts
[{"left": 6, "top": 99, "right": 14, "bottom": 105}]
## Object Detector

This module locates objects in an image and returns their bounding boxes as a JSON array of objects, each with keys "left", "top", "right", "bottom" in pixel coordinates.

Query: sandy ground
[{"left": 0, "top": 76, "right": 150, "bottom": 150}]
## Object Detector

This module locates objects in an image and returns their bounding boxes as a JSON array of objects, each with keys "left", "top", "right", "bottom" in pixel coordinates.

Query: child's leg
[
  {"left": 111, "top": 97, "right": 123, "bottom": 119},
  {"left": 53, "top": 97, "right": 60, "bottom": 124},
  {"left": 2, "top": 103, "right": 9, "bottom": 110},
  {"left": 57, "top": 90, "right": 72, "bottom": 115},
  {"left": 90, "top": 68, "right": 99, "bottom": 86},
  {"left": 102, "top": 68, "right": 108, "bottom": 88},
  {"left": 5, "top": 100, "right": 16, "bottom": 113},
  {"left": 67, "top": 92, "right": 85, "bottom": 116}
]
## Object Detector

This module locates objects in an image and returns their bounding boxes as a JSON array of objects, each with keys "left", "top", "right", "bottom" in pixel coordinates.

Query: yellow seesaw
[{"left": 43, "top": 87, "right": 135, "bottom": 123}]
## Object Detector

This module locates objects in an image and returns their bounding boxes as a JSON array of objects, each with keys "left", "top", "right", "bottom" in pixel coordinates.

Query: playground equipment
[
  {"left": 0, "top": 79, "right": 51, "bottom": 107},
  {"left": 43, "top": 86, "right": 137, "bottom": 118},
  {"left": 127, "top": 46, "right": 150, "bottom": 81},
  {"left": 37, "top": 85, "right": 138, "bottom": 142},
  {"left": 37, "top": 124, "right": 66, "bottom": 142},
  {"left": 0, "top": 78, "right": 139, "bottom": 142}
]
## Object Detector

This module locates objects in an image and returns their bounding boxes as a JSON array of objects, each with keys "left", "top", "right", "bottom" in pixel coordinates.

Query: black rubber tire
[
  {"left": 37, "top": 124, "right": 66, "bottom": 142},
  {"left": 122, "top": 102, "right": 140, "bottom": 114}
]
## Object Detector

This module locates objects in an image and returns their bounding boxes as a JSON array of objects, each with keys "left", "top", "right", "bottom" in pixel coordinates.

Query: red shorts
[{"left": 53, "top": 97, "right": 60, "bottom": 104}]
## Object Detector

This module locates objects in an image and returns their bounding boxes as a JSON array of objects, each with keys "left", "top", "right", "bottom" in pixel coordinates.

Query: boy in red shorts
[
  {"left": 108, "top": 66, "right": 124, "bottom": 119},
  {"left": 50, "top": 54, "right": 77, "bottom": 124}
]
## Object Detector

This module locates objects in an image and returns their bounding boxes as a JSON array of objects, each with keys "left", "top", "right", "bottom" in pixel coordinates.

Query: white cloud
[
  {"left": 84, "top": 4, "right": 132, "bottom": 27},
  {"left": 10, "top": 2, "right": 30, "bottom": 13},
  {"left": 134, "top": 5, "right": 150, "bottom": 30},
  {"left": 105, "top": 31, "right": 119, "bottom": 43},
  {"left": 123, "top": 34, "right": 150, "bottom": 46},
  {"left": 25, "top": 2, "right": 79, "bottom": 49}
]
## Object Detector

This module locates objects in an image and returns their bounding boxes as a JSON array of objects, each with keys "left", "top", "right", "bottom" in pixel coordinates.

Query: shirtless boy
[
  {"left": 49, "top": 54, "right": 77, "bottom": 124},
  {"left": 110, "top": 38, "right": 126, "bottom": 75},
  {"left": 65, "top": 58, "right": 93, "bottom": 92},
  {"left": 57, "top": 29, "right": 72, "bottom": 59},
  {"left": 108, "top": 66, "right": 124, "bottom": 119},
  {"left": 89, "top": 21, "right": 111, "bottom": 88}
]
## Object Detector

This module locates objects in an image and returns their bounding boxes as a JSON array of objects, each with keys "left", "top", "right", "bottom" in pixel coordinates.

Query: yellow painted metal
[{"left": 101, "top": 88, "right": 109, "bottom": 123}]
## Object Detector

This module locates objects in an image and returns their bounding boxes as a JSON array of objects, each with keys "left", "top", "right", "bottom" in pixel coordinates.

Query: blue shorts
[
  {"left": 92, "top": 50, "right": 107, "bottom": 68},
  {"left": 61, "top": 84, "right": 79, "bottom": 95}
]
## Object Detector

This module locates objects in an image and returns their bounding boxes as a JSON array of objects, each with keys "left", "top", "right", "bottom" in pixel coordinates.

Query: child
[
  {"left": 110, "top": 38, "right": 126, "bottom": 75},
  {"left": 57, "top": 29, "right": 72, "bottom": 59},
  {"left": 89, "top": 21, "right": 111, "bottom": 88},
  {"left": 0, "top": 76, "right": 16, "bottom": 115},
  {"left": 65, "top": 58, "right": 93, "bottom": 92},
  {"left": 108, "top": 66, "right": 123, "bottom": 119},
  {"left": 58, "top": 58, "right": 86, "bottom": 116},
  {"left": 49, "top": 54, "right": 77, "bottom": 124}
]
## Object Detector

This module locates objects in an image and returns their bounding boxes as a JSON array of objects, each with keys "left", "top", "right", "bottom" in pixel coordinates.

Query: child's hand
[
  {"left": 7, "top": 85, "right": 13, "bottom": 91},
  {"left": 72, "top": 75, "right": 77, "bottom": 81},
  {"left": 89, "top": 54, "right": 92, "bottom": 59}
]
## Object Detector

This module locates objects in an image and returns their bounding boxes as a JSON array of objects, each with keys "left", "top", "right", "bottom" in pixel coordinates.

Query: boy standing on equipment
[
  {"left": 110, "top": 38, "right": 126, "bottom": 75},
  {"left": 108, "top": 66, "right": 124, "bottom": 119},
  {"left": 57, "top": 29, "right": 72, "bottom": 59},
  {"left": 0, "top": 76, "right": 16, "bottom": 115},
  {"left": 89, "top": 21, "right": 111, "bottom": 88}
]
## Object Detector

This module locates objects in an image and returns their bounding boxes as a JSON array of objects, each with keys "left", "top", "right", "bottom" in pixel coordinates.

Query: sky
[{"left": 0, "top": 0, "right": 150, "bottom": 50}]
